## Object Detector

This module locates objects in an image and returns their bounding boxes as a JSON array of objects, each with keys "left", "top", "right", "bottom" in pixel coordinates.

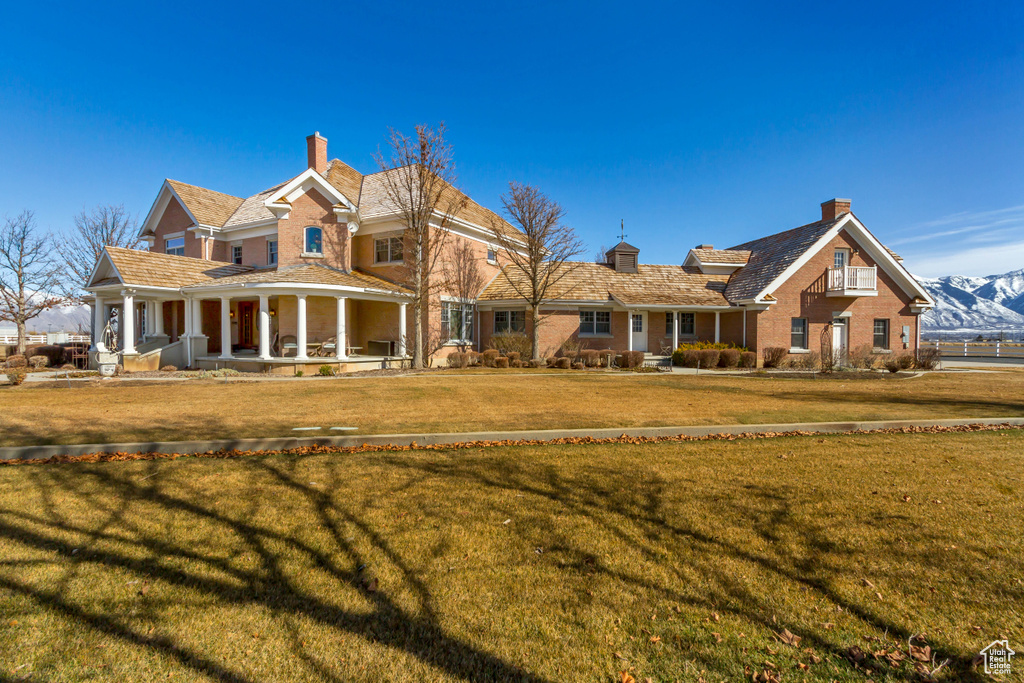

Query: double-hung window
[
  {"left": 374, "top": 236, "right": 404, "bottom": 264},
  {"left": 165, "top": 237, "right": 185, "bottom": 256},
  {"left": 791, "top": 318, "right": 808, "bottom": 350},
  {"left": 232, "top": 245, "right": 243, "bottom": 265},
  {"left": 579, "top": 310, "right": 611, "bottom": 335},
  {"left": 873, "top": 319, "right": 890, "bottom": 350},
  {"left": 267, "top": 240, "right": 278, "bottom": 265},
  {"left": 486, "top": 247, "right": 498, "bottom": 264},
  {"left": 664, "top": 312, "right": 696, "bottom": 336},
  {"left": 304, "top": 227, "right": 323, "bottom": 254},
  {"left": 494, "top": 310, "right": 525, "bottom": 334},
  {"left": 441, "top": 301, "right": 474, "bottom": 343}
]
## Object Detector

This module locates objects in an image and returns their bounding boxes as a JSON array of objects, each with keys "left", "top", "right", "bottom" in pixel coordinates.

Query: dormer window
[
  {"left": 304, "top": 227, "right": 323, "bottom": 255},
  {"left": 165, "top": 236, "right": 185, "bottom": 256}
]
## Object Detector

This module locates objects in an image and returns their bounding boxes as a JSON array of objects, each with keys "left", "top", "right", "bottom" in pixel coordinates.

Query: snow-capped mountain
[
  {"left": 916, "top": 269, "right": 1024, "bottom": 332},
  {"left": 0, "top": 302, "right": 89, "bottom": 335}
]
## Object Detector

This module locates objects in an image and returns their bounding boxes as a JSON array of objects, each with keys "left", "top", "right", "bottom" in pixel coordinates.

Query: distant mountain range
[
  {"left": 915, "top": 268, "right": 1024, "bottom": 333},
  {"left": 0, "top": 302, "right": 90, "bottom": 336}
]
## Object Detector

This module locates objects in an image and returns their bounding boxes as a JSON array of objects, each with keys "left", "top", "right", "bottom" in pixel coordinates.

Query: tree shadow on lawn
[
  {"left": 0, "top": 447, "right": 1018, "bottom": 681},
  {"left": 765, "top": 386, "right": 1024, "bottom": 418}
]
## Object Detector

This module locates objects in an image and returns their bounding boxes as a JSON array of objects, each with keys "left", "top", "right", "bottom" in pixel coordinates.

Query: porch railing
[{"left": 828, "top": 265, "right": 876, "bottom": 291}]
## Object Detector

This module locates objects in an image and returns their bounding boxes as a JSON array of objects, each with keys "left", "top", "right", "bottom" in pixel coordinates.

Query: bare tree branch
[
  {"left": 490, "top": 182, "right": 586, "bottom": 360},
  {"left": 0, "top": 211, "right": 63, "bottom": 354},
  {"left": 58, "top": 204, "right": 140, "bottom": 302},
  {"left": 372, "top": 123, "right": 466, "bottom": 368},
  {"left": 441, "top": 239, "right": 486, "bottom": 305}
]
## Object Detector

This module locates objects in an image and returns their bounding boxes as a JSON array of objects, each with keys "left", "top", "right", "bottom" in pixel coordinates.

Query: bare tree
[
  {"left": 0, "top": 211, "right": 63, "bottom": 354},
  {"left": 490, "top": 182, "right": 586, "bottom": 360},
  {"left": 594, "top": 244, "right": 611, "bottom": 263},
  {"left": 59, "top": 204, "right": 140, "bottom": 301},
  {"left": 373, "top": 123, "right": 466, "bottom": 368},
  {"left": 442, "top": 239, "right": 486, "bottom": 306}
]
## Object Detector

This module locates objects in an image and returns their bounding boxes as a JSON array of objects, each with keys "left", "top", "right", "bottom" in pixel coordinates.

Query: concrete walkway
[{"left": 2, "top": 416, "right": 1022, "bottom": 462}]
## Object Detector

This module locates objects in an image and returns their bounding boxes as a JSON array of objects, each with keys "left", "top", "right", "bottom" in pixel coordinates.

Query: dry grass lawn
[
  {"left": 0, "top": 430, "right": 1021, "bottom": 682},
  {"left": 2, "top": 369, "right": 1024, "bottom": 447}
]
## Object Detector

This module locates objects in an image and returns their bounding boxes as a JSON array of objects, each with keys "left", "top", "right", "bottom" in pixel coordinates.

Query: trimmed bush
[
  {"left": 482, "top": 349, "right": 500, "bottom": 368},
  {"left": 510, "top": 359, "right": 523, "bottom": 368},
  {"left": 506, "top": 351, "right": 520, "bottom": 364},
  {"left": 27, "top": 345, "right": 67, "bottom": 366},
  {"left": 555, "top": 357, "right": 571, "bottom": 369},
  {"left": 6, "top": 368, "right": 27, "bottom": 386},
  {"left": 897, "top": 354, "right": 915, "bottom": 370},
  {"left": 318, "top": 365, "right": 335, "bottom": 376},
  {"left": 673, "top": 341, "right": 749, "bottom": 352},
  {"left": 571, "top": 361, "right": 585, "bottom": 370},
  {"left": 29, "top": 355, "right": 49, "bottom": 369},
  {"left": 696, "top": 349, "right": 720, "bottom": 369},
  {"left": 528, "top": 358, "right": 546, "bottom": 368},
  {"left": 546, "top": 356, "right": 559, "bottom": 367},
  {"left": 740, "top": 351, "right": 757, "bottom": 368},
  {"left": 581, "top": 349, "right": 600, "bottom": 367},
  {"left": 489, "top": 331, "right": 531, "bottom": 358},
  {"left": 794, "top": 351, "right": 821, "bottom": 371},
  {"left": 447, "top": 352, "right": 466, "bottom": 368},
  {"left": 616, "top": 350, "right": 645, "bottom": 369},
  {"left": 61, "top": 363, "right": 76, "bottom": 371},
  {"left": 597, "top": 349, "right": 615, "bottom": 367},
  {"left": 884, "top": 358, "right": 902, "bottom": 373},
  {"left": 160, "top": 365, "right": 177, "bottom": 372},
  {"left": 916, "top": 347, "right": 941, "bottom": 370},
  {"left": 718, "top": 348, "right": 740, "bottom": 368},
  {"left": 465, "top": 351, "right": 481, "bottom": 367},
  {"left": 5, "top": 355, "right": 27, "bottom": 369},
  {"left": 762, "top": 347, "right": 788, "bottom": 369},
  {"left": 495, "top": 356, "right": 510, "bottom": 369}
]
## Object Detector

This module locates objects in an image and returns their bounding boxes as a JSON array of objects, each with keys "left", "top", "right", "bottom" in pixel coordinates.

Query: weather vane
[{"left": 619, "top": 219, "right": 627, "bottom": 242}]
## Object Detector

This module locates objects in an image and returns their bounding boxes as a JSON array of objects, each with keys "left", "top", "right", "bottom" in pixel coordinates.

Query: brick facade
[{"left": 276, "top": 189, "right": 349, "bottom": 269}]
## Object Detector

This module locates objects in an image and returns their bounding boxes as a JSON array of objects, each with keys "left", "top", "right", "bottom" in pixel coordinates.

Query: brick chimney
[
  {"left": 306, "top": 132, "right": 327, "bottom": 174},
  {"left": 821, "top": 198, "right": 851, "bottom": 221}
]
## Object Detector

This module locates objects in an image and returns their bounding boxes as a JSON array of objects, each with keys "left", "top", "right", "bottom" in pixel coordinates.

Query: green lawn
[{"left": 1, "top": 429, "right": 1021, "bottom": 681}]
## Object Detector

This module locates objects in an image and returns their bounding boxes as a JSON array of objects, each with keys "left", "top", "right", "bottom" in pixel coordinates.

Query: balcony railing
[{"left": 828, "top": 265, "right": 876, "bottom": 291}]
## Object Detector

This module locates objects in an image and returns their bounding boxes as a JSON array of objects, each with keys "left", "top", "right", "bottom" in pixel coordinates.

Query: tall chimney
[
  {"left": 821, "top": 198, "right": 851, "bottom": 221},
  {"left": 306, "top": 132, "right": 327, "bottom": 174}
]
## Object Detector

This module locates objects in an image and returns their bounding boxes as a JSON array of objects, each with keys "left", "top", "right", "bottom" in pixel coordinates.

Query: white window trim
[
  {"left": 788, "top": 348, "right": 811, "bottom": 354},
  {"left": 373, "top": 235, "right": 404, "bottom": 266},
  {"left": 579, "top": 309, "right": 612, "bottom": 337}
]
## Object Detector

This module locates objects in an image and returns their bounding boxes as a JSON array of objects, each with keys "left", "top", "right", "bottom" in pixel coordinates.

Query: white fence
[
  {"left": 931, "top": 341, "right": 1024, "bottom": 359},
  {"left": 0, "top": 334, "right": 90, "bottom": 345}
]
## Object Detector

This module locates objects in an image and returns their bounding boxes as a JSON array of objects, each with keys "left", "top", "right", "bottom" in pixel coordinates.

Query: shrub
[
  {"left": 884, "top": 358, "right": 902, "bottom": 373},
  {"left": 916, "top": 347, "right": 941, "bottom": 370},
  {"left": 6, "top": 368, "right": 27, "bottom": 386},
  {"left": 528, "top": 359, "right": 546, "bottom": 368},
  {"left": 61, "top": 363, "right": 76, "bottom": 371},
  {"left": 546, "top": 356, "right": 559, "bottom": 367},
  {"left": 616, "top": 350, "right": 645, "bottom": 369},
  {"left": 897, "top": 354, "right": 915, "bottom": 370},
  {"left": 482, "top": 349, "right": 500, "bottom": 368},
  {"left": 718, "top": 348, "right": 740, "bottom": 368},
  {"left": 466, "top": 351, "right": 481, "bottom": 367},
  {"left": 489, "top": 331, "right": 531, "bottom": 358},
  {"left": 598, "top": 349, "right": 616, "bottom": 367},
  {"left": 447, "top": 352, "right": 467, "bottom": 369},
  {"left": 29, "top": 355, "right": 49, "bottom": 369},
  {"left": 555, "top": 357, "right": 571, "bottom": 369},
  {"left": 295, "top": 370, "right": 304, "bottom": 377},
  {"left": 572, "top": 361, "right": 585, "bottom": 370},
  {"left": 673, "top": 348, "right": 700, "bottom": 368},
  {"left": 558, "top": 338, "right": 587, "bottom": 362},
  {"left": 793, "top": 351, "right": 821, "bottom": 371},
  {"left": 848, "top": 345, "right": 881, "bottom": 370},
  {"left": 318, "top": 364, "right": 335, "bottom": 376},
  {"left": 581, "top": 349, "right": 600, "bottom": 367},
  {"left": 762, "top": 347, "right": 787, "bottom": 368},
  {"left": 510, "top": 359, "right": 523, "bottom": 368},
  {"left": 160, "top": 365, "right": 177, "bottom": 372},
  {"left": 495, "top": 356, "right": 509, "bottom": 369},
  {"left": 696, "top": 349, "right": 720, "bottom": 369},
  {"left": 5, "top": 355, "right": 27, "bottom": 368},
  {"left": 27, "top": 344, "right": 67, "bottom": 366},
  {"left": 740, "top": 351, "right": 757, "bottom": 368},
  {"left": 506, "top": 351, "right": 520, "bottom": 364},
  {"left": 674, "top": 341, "right": 749, "bottom": 352}
]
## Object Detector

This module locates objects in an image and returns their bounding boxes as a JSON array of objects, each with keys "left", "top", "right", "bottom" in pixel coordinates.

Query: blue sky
[{"left": 1, "top": 1, "right": 1021, "bottom": 277}]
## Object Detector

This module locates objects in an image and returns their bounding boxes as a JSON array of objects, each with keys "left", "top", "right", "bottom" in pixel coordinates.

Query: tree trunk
[
  {"left": 16, "top": 319, "right": 26, "bottom": 356},
  {"left": 531, "top": 305, "right": 541, "bottom": 360}
]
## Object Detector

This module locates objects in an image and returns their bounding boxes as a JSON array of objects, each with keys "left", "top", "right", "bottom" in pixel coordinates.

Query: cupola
[{"left": 605, "top": 241, "right": 640, "bottom": 273}]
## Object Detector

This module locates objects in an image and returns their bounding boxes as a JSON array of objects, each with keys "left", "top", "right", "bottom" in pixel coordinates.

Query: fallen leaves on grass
[{"left": 775, "top": 628, "right": 801, "bottom": 647}]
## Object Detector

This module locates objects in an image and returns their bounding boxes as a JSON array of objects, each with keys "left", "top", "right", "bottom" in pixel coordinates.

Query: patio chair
[
  {"left": 281, "top": 335, "right": 297, "bottom": 357},
  {"left": 319, "top": 336, "right": 337, "bottom": 357},
  {"left": 660, "top": 342, "right": 675, "bottom": 356}
]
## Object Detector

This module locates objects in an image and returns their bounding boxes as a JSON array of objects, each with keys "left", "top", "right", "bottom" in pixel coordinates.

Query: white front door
[
  {"left": 832, "top": 319, "right": 848, "bottom": 363},
  {"left": 631, "top": 312, "right": 648, "bottom": 352}
]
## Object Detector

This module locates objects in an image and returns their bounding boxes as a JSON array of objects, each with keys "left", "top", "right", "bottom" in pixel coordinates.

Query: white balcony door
[{"left": 631, "top": 312, "right": 648, "bottom": 352}]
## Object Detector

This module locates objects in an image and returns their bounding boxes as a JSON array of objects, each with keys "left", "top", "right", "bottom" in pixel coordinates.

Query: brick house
[
  {"left": 84, "top": 133, "right": 932, "bottom": 371},
  {"left": 477, "top": 199, "right": 934, "bottom": 361}
]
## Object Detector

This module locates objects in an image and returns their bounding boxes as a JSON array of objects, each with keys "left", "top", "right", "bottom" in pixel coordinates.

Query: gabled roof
[
  {"left": 479, "top": 262, "right": 731, "bottom": 306},
  {"left": 165, "top": 180, "right": 244, "bottom": 227},
  {"left": 223, "top": 181, "right": 289, "bottom": 227},
  {"left": 688, "top": 248, "right": 751, "bottom": 266},
  {"left": 724, "top": 215, "right": 844, "bottom": 301},
  {"left": 181, "top": 263, "right": 411, "bottom": 295},
  {"left": 91, "top": 247, "right": 252, "bottom": 289}
]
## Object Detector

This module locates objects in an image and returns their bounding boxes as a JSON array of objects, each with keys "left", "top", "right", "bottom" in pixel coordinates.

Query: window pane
[
  {"left": 666, "top": 312, "right": 674, "bottom": 334},
  {"left": 390, "top": 237, "right": 403, "bottom": 262},
  {"left": 487, "top": 248, "right": 497, "bottom": 262},
  {"left": 267, "top": 241, "right": 278, "bottom": 265},
  {"left": 579, "top": 311, "right": 593, "bottom": 334},
  {"left": 511, "top": 310, "right": 525, "bottom": 332},
  {"left": 596, "top": 311, "right": 611, "bottom": 334},
  {"left": 680, "top": 313, "right": 695, "bottom": 335},
  {"left": 494, "top": 311, "right": 507, "bottom": 332},
  {"left": 232, "top": 246, "right": 242, "bottom": 264},
  {"left": 305, "top": 227, "right": 322, "bottom": 253},
  {"left": 874, "top": 319, "right": 889, "bottom": 349},
  {"left": 165, "top": 237, "right": 185, "bottom": 256},
  {"left": 632, "top": 314, "right": 643, "bottom": 333},
  {"left": 463, "top": 304, "right": 474, "bottom": 340},
  {"left": 834, "top": 249, "right": 846, "bottom": 268},
  {"left": 791, "top": 318, "right": 807, "bottom": 349}
]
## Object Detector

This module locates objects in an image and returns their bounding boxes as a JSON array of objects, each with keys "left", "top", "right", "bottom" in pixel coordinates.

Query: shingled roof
[
  {"left": 182, "top": 263, "right": 410, "bottom": 295},
  {"left": 98, "top": 247, "right": 253, "bottom": 289},
  {"left": 689, "top": 248, "right": 751, "bottom": 265},
  {"left": 166, "top": 180, "right": 244, "bottom": 227},
  {"left": 724, "top": 215, "right": 844, "bottom": 301},
  {"left": 479, "top": 262, "right": 731, "bottom": 306}
]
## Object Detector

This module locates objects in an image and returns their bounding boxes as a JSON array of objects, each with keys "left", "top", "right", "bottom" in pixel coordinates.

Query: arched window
[{"left": 304, "top": 226, "right": 323, "bottom": 254}]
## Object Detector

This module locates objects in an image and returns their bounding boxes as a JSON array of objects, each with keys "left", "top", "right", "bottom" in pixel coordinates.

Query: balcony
[{"left": 827, "top": 265, "right": 877, "bottom": 297}]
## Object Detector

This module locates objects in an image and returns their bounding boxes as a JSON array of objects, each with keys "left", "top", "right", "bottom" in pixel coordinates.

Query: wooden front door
[{"left": 239, "top": 302, "right": 255, "bottom": 348}]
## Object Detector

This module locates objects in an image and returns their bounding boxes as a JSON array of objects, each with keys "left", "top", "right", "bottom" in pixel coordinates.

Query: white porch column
[
  {"left": 714, "top": 311, "right": 721, "bottom": 343},
  {"left": 259, "top": 295, "right": 272, "bottom": 360},
  {"left": 397, "top": 302, "right": 407, "bottom": 356},
  {"left": 672, "top": 311, "right": 679, "bottom": 351},
  {"left": 336, "top": 296, "right": 347, "bottom": 360},
  {"left": 153, "top": 301, "right": 165, "bottom": 336},
  {"left": 219, "top": 296, "right": 233, "bottom": 359},
  {"left": 192, "top": 298, "right": 204, "bottom": 337},
  {"left": 296, "top": 294, "right": 308, "bottom": 360},
  {"left": 121, "top": 291, "right": 136, "bottom": 355},
  {"left": 742, "top": 309, "right": 747, "bottom": 348},
  {"left": 91, "top": 296, "right": 105, "bottom": 350},
  {"left": 627, "top": 310, "right": 634, "bottom": 352}
]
